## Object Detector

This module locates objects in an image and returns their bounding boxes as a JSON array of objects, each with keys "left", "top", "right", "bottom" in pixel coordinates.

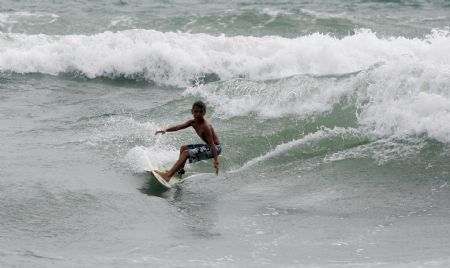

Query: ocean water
[{"left": 1, "top": 0, "right": 450, "bottom": 267}]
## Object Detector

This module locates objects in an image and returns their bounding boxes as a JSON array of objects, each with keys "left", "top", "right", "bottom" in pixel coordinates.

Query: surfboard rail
[{"left": 145, "top": 169, "right": 172, "bottom": 189}]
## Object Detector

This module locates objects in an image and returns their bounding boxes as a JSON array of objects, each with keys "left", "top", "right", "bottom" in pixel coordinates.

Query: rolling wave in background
[{"left": 1, "top": 28, "right": 449, "bottom": 86}]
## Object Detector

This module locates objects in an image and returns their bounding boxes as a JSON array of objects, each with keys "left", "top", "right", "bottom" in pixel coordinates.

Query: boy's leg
[
  {"left": 156, "top": 148, "right": 189, "bottom": 181},
  {"left": 178, "top": 145, "right": 188, "bottom": 174}
]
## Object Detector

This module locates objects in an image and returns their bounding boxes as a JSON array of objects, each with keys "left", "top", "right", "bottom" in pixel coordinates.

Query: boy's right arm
[{"left": 155, "top": 120, "right": 192, "bottom": 135}]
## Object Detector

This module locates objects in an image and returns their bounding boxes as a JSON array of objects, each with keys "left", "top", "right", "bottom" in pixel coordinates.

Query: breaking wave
[{"left": 0, "top": 28, "right": 448, "bottom": 87}]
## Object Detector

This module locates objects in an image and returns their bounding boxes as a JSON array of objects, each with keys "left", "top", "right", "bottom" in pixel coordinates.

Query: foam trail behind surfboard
[{"left": 230, "top": 127, "right": 362, "bottom": 173}]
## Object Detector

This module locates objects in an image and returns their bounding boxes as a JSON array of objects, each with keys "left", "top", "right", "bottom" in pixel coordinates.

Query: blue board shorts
[{"left": 187, "top": 144, "right": 222, "bottom": 163}]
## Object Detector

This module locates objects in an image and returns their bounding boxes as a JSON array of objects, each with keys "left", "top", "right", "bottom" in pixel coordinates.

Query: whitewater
[{"left": 1, "top": 29, "right": 449, "bottom": 86}]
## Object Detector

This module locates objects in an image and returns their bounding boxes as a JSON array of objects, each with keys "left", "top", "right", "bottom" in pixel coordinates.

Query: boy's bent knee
[{"left": 181, "top": 149, "right": 189, "bottom": 159}]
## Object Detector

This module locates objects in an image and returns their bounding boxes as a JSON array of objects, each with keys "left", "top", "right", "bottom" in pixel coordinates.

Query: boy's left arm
[{"left": 205, "top": 127, "right": 219, "bottom": 175}]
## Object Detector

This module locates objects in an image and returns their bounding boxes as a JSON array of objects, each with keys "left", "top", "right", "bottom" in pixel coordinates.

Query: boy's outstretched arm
[{"left": 155, "top": 120, "right": 192, "bottom": 135}]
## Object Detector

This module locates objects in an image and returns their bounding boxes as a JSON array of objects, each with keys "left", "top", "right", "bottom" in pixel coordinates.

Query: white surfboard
[
  {"left": 145, "top": 169, "right": 186, "bottom": 189},
  {"left": 146, "top": 169, "right": 172, "bottom": 189}
]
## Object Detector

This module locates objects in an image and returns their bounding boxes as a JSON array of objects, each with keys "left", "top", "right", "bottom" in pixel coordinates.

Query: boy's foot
[{"left": 154, "top": 170, "right": 170, "bottom": 182}]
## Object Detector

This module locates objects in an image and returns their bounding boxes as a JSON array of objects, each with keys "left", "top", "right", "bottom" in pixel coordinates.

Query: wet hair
[{"left": 192, "top": 100, "right": 206, "bottom": 112}]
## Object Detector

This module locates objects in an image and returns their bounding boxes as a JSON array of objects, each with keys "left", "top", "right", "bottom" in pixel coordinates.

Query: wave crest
[{"left": 1, "top": 28, "right": 449, "bottom": 86}]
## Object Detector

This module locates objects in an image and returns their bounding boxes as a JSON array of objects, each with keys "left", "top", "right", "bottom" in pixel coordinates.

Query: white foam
[
  {"left": 324, "top": 137, "right": 426, "bottom": 165},
  {"left": 184, "top": 74, "right": 354, "bottom": 118},
  {"left": 355, "top": 55, "right": 450, "bottom": 143},
  {"left": 108, "top": 16, "right": 134, "bottom": 28},
  {"left": 0, "top": 28, "right": 448, "bottom": 86},
  {"left": 259, "top": 8, "right": 292, "bottom": 19},
  {"left": 300, "top": 8, "right": 348, "bottom": 20},
  {"left": 231, "top": 127, "right": 362, "bottom": 172},
  {"left": 0, "top": 11, "right": 59, "bottom": 27},
  {"left": 124, "top": 145, "right": 178, "bottom": 172}
]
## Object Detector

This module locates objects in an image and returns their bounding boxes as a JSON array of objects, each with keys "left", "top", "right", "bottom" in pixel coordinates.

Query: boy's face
[{"left": 192, "top": 107, "right": 205, "bottom": 120}]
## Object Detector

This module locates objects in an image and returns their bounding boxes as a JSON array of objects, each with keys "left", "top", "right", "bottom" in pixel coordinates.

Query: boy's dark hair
[{"left": 192, "top": 100, "right": 206, "bottom": 111}]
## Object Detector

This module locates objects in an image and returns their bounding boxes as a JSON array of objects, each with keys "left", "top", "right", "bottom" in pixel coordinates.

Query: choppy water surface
[{"left": 1, "top": 1, "right": 450, "bottom": 267}]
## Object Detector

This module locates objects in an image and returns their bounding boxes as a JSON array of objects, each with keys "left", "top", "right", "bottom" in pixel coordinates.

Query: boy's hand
[
  {"left": 214, "top": 159, "right": 219, "bottom": 175},
  {"left": 155, "top": 129, "right": 166, "bottom": 135}
]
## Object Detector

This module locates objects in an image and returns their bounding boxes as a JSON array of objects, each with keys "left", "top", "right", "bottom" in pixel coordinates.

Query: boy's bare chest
[{"left": 191, "top": 122, "right": 208, "bottom": 137}]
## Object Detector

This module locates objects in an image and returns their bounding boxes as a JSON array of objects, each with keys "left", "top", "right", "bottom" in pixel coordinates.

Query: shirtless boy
[{"left": 154, "top": 101, "right": 221, "bottom": 182}]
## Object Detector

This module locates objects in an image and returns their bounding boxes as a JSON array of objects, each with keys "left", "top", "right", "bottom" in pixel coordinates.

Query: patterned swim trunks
[{"left": 187, "top": 144, "right": 222, "bottom": 163}]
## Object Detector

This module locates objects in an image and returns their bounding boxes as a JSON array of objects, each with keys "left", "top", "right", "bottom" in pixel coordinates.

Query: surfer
[{"left": 154, "top": 101, "right": 221, "bottom": 181}]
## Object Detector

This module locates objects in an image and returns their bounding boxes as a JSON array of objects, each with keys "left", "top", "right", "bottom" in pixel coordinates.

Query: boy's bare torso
[{"left": 189, "top": 119, "right": 220, "bottom": 145}]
